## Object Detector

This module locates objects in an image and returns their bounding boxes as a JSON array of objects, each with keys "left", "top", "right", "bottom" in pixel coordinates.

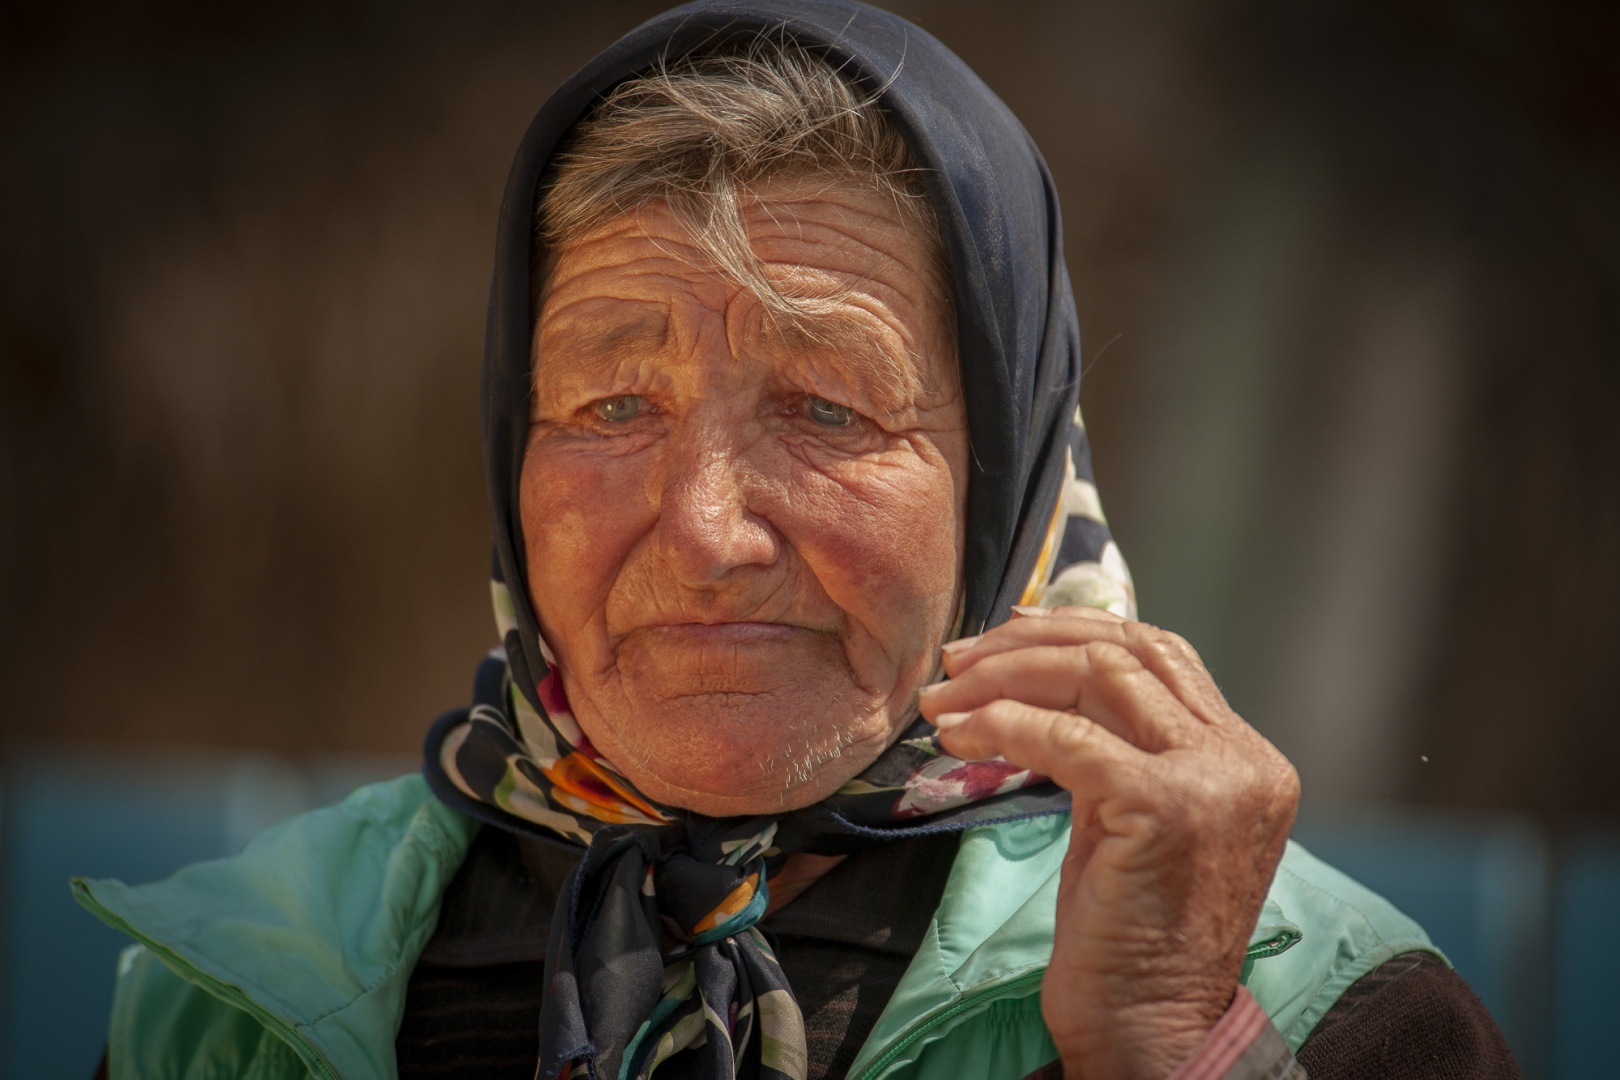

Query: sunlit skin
[
  {"left": 521, "top": 179, "right": 968, "bottom": 817},
  {"left": 521, "top": 176, "right": 1300, "bottom": 1077}
]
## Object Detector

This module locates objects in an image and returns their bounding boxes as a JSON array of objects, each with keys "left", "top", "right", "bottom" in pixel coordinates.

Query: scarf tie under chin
[{"left": 540, "top": 824, "right": 802, "bottom": 1080}]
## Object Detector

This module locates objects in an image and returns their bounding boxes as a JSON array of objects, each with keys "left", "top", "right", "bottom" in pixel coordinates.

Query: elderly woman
[{"left": 77, "top": 2, "right": 1521, "bottom": 1078}]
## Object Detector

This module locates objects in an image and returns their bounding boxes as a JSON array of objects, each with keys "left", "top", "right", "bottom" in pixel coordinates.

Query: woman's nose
[{"left": 653, "top": 437, "right": 779, "bottom": 584}]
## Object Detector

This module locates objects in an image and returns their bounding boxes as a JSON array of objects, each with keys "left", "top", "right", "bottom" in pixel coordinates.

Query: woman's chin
[
  {"left": 565, "top": 659, "right": 914, "bottom": 816},
  {"left": 590, "top": 702, "right": 899, "bottom": 817},
  {"left": 630, "top": 755, "right": 869, "bottom": 817}
]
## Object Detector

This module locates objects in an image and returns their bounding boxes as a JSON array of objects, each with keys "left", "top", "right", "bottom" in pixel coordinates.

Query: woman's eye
[
  {"left": 592, "top": 395, "right": 644, "bottom": 422},
  {"left": 805, "top": 396, "right": 855, "bottom": 427}
]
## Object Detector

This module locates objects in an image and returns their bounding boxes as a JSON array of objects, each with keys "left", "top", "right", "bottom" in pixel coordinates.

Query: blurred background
[{"left": 2, "top": 0, "right": 1616, "bottom": 1076}]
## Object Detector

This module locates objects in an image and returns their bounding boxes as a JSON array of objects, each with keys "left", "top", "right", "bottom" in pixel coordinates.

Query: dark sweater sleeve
[{"left": 1295, "top": 951, "right": 1522, "bottom": 1079}]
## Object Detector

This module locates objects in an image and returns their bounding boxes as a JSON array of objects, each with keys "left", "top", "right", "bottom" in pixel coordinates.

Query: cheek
[
  {"left": 792, "top": 447, "right": 964, "bottom": 641},
  {"left": 519, "top": 442, "right": 648, "bottom": 637}
]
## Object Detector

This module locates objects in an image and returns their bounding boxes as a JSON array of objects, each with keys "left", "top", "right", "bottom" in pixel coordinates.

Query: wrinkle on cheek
[
  {"left": 806, "top": 486, "right": 960, "bottom": 655},
  {"left": 523, "top": 455, "right": 643, "bottom": 677},
  {"left": 801, "top": 459, "right": 959, "bottom": 559}
]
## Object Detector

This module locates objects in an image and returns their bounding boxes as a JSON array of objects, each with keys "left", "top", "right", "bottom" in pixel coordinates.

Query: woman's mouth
[{"left": 636, "top": 621, "right": 802, "bottom": 645}]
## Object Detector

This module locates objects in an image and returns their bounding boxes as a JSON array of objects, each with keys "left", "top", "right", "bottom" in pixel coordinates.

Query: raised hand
[{"left": 919, "top": 607, "right": 1300, "bottom": 1079}]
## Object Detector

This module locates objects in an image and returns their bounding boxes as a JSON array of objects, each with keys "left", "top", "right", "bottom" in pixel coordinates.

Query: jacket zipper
[
  {"left": 851, "top": 968, "right": 1047, "bottom": 1080},
  {"left": 73, "top": 882, "right": 341, "bottom": 1080}
]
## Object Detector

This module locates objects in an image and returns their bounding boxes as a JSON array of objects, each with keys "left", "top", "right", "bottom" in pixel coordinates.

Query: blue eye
[
  {"left": 593, "top": 395, "right": 643, "bottom": 422},
  {"left": 806, "top": 397, "right": 855, "bottom": 427}
]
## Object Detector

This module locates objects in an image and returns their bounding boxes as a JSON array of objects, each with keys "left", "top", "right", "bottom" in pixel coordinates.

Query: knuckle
[
  {"left": 1078, "top": 639, "right": 1138, "bottom": 673},
  {"left": 1232, "top": 753, "right": 1300, "bottom": 829},
  {"left": 1046, "top": 711, "right": 1098, "bottom": 756},
  {"left": 1144, "top": 634, "right": 1197, "bottom": 674},
  {"left": 1186, "top": 765, "right": 1242, "bottom": 814},
  {"left": 1141, "top": 637, "right": 1184, "bottom": 675},
  {"left": 1273, "top": 757, "right": 1303, "bottom": 805},
  {"left": 1078, "top": 640, "right": 1146, "bottom": 695},
  {"left": 1120, "top": 619, "right": 1157, "bottom": 647},
  {"left": 1180, "top": 792, "right": 1225, "bottom": 837},
  {"left": 1159, "top": 629, "right": 1203, "bottom": 666}
]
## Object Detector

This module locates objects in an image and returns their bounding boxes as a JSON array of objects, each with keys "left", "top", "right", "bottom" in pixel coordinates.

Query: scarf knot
[{"left": 539, "top": 825, "right": 804, "bottom": 1080}]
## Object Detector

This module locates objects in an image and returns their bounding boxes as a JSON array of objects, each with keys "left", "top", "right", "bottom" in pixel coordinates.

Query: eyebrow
[
  {"left": 536, "top": 312, "right": 670, "bottom": 374},
  {"left": 773, "top": 311, "right": 922, "bottom": 407}
]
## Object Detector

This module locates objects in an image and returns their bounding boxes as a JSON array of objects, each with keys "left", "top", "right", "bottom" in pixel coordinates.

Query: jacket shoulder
[
  {"left": 76, "top": 773, "right": 478, "bottom": 1080},
  {"left": 1242, "top": 839, "right": 1442, "bottom": 1050}
]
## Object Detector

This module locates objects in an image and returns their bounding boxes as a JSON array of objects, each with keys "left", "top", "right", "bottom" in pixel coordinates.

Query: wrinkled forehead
[{"left": 530, "top": 186, "right": 960, "bottom": 406}]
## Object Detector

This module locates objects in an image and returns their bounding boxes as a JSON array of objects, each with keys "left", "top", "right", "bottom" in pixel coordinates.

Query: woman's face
[{"left": 521, "top": 178, "right": 967, "bottom": 816}]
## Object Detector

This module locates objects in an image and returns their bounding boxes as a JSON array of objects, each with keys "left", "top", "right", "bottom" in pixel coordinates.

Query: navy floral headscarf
[{"left": 423, "top": 2, "right": 1133, "bottom": 1077}]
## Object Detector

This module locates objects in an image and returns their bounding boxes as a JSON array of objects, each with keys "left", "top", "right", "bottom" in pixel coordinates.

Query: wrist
[{"left": 1052, "top": 990, "right": 1231, "bottom": 1079}]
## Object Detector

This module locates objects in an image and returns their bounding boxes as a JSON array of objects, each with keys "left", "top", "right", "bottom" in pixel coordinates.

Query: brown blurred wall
[{"left": 3, "top": 0, "right": 1617, "bottom": 821}]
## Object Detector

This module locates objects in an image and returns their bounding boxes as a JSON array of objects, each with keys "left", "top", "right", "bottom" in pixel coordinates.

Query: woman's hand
[{"left": 918, "top": 607, "right": 1299, "bottom": 1079}]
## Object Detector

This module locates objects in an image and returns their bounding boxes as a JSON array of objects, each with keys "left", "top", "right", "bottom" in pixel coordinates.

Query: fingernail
[
  {"left": 918, "top": 679, "right": 949, "bottom": 696},
  {"left": 940, "top": 634, "right": 981, "bottom": 654},
  {"left": 932, "top": 711, "right": 970, "bottom": 730},
  {"left": 1011, "top": 605, "right": 1052, "bottom": 618}
]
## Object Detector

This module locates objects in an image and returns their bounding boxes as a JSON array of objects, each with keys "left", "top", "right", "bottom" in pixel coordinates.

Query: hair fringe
[{"left": 535, "top": 35, "right": 947, "bottom": 330}]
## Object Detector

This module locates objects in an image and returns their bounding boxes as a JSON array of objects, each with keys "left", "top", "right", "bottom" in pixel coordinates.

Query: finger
[
  {"left": 948, "top": 614, "right": 1234, "bottom": 729},
  {"left": 946, "top": 605, "right": 1121, "bottom": 670},
  {"left": 922, "top": 641, "right": 1197, "bottom": 752},
  {"left": 944, "top": 611, "right": 1129, "bottom": 676},
  {"left": 1126, "top": 628, "right": 1235, "bottom": 729},
  {"left": 1010, "top": 604, "right": 1125, "bottom": 624},
  {"left": 933, "top": 698, "right": 1146, "bottom": 797}
]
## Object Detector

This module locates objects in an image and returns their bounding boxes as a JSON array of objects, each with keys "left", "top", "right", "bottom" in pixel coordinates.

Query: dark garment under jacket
[{"left": 392, "top": 828, "right": 1522, "bottom": 1080}]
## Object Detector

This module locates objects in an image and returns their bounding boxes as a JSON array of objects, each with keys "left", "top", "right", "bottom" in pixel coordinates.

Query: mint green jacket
[{"left": 75, "top": 775, "right": 1439, "bottom": 1080}]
